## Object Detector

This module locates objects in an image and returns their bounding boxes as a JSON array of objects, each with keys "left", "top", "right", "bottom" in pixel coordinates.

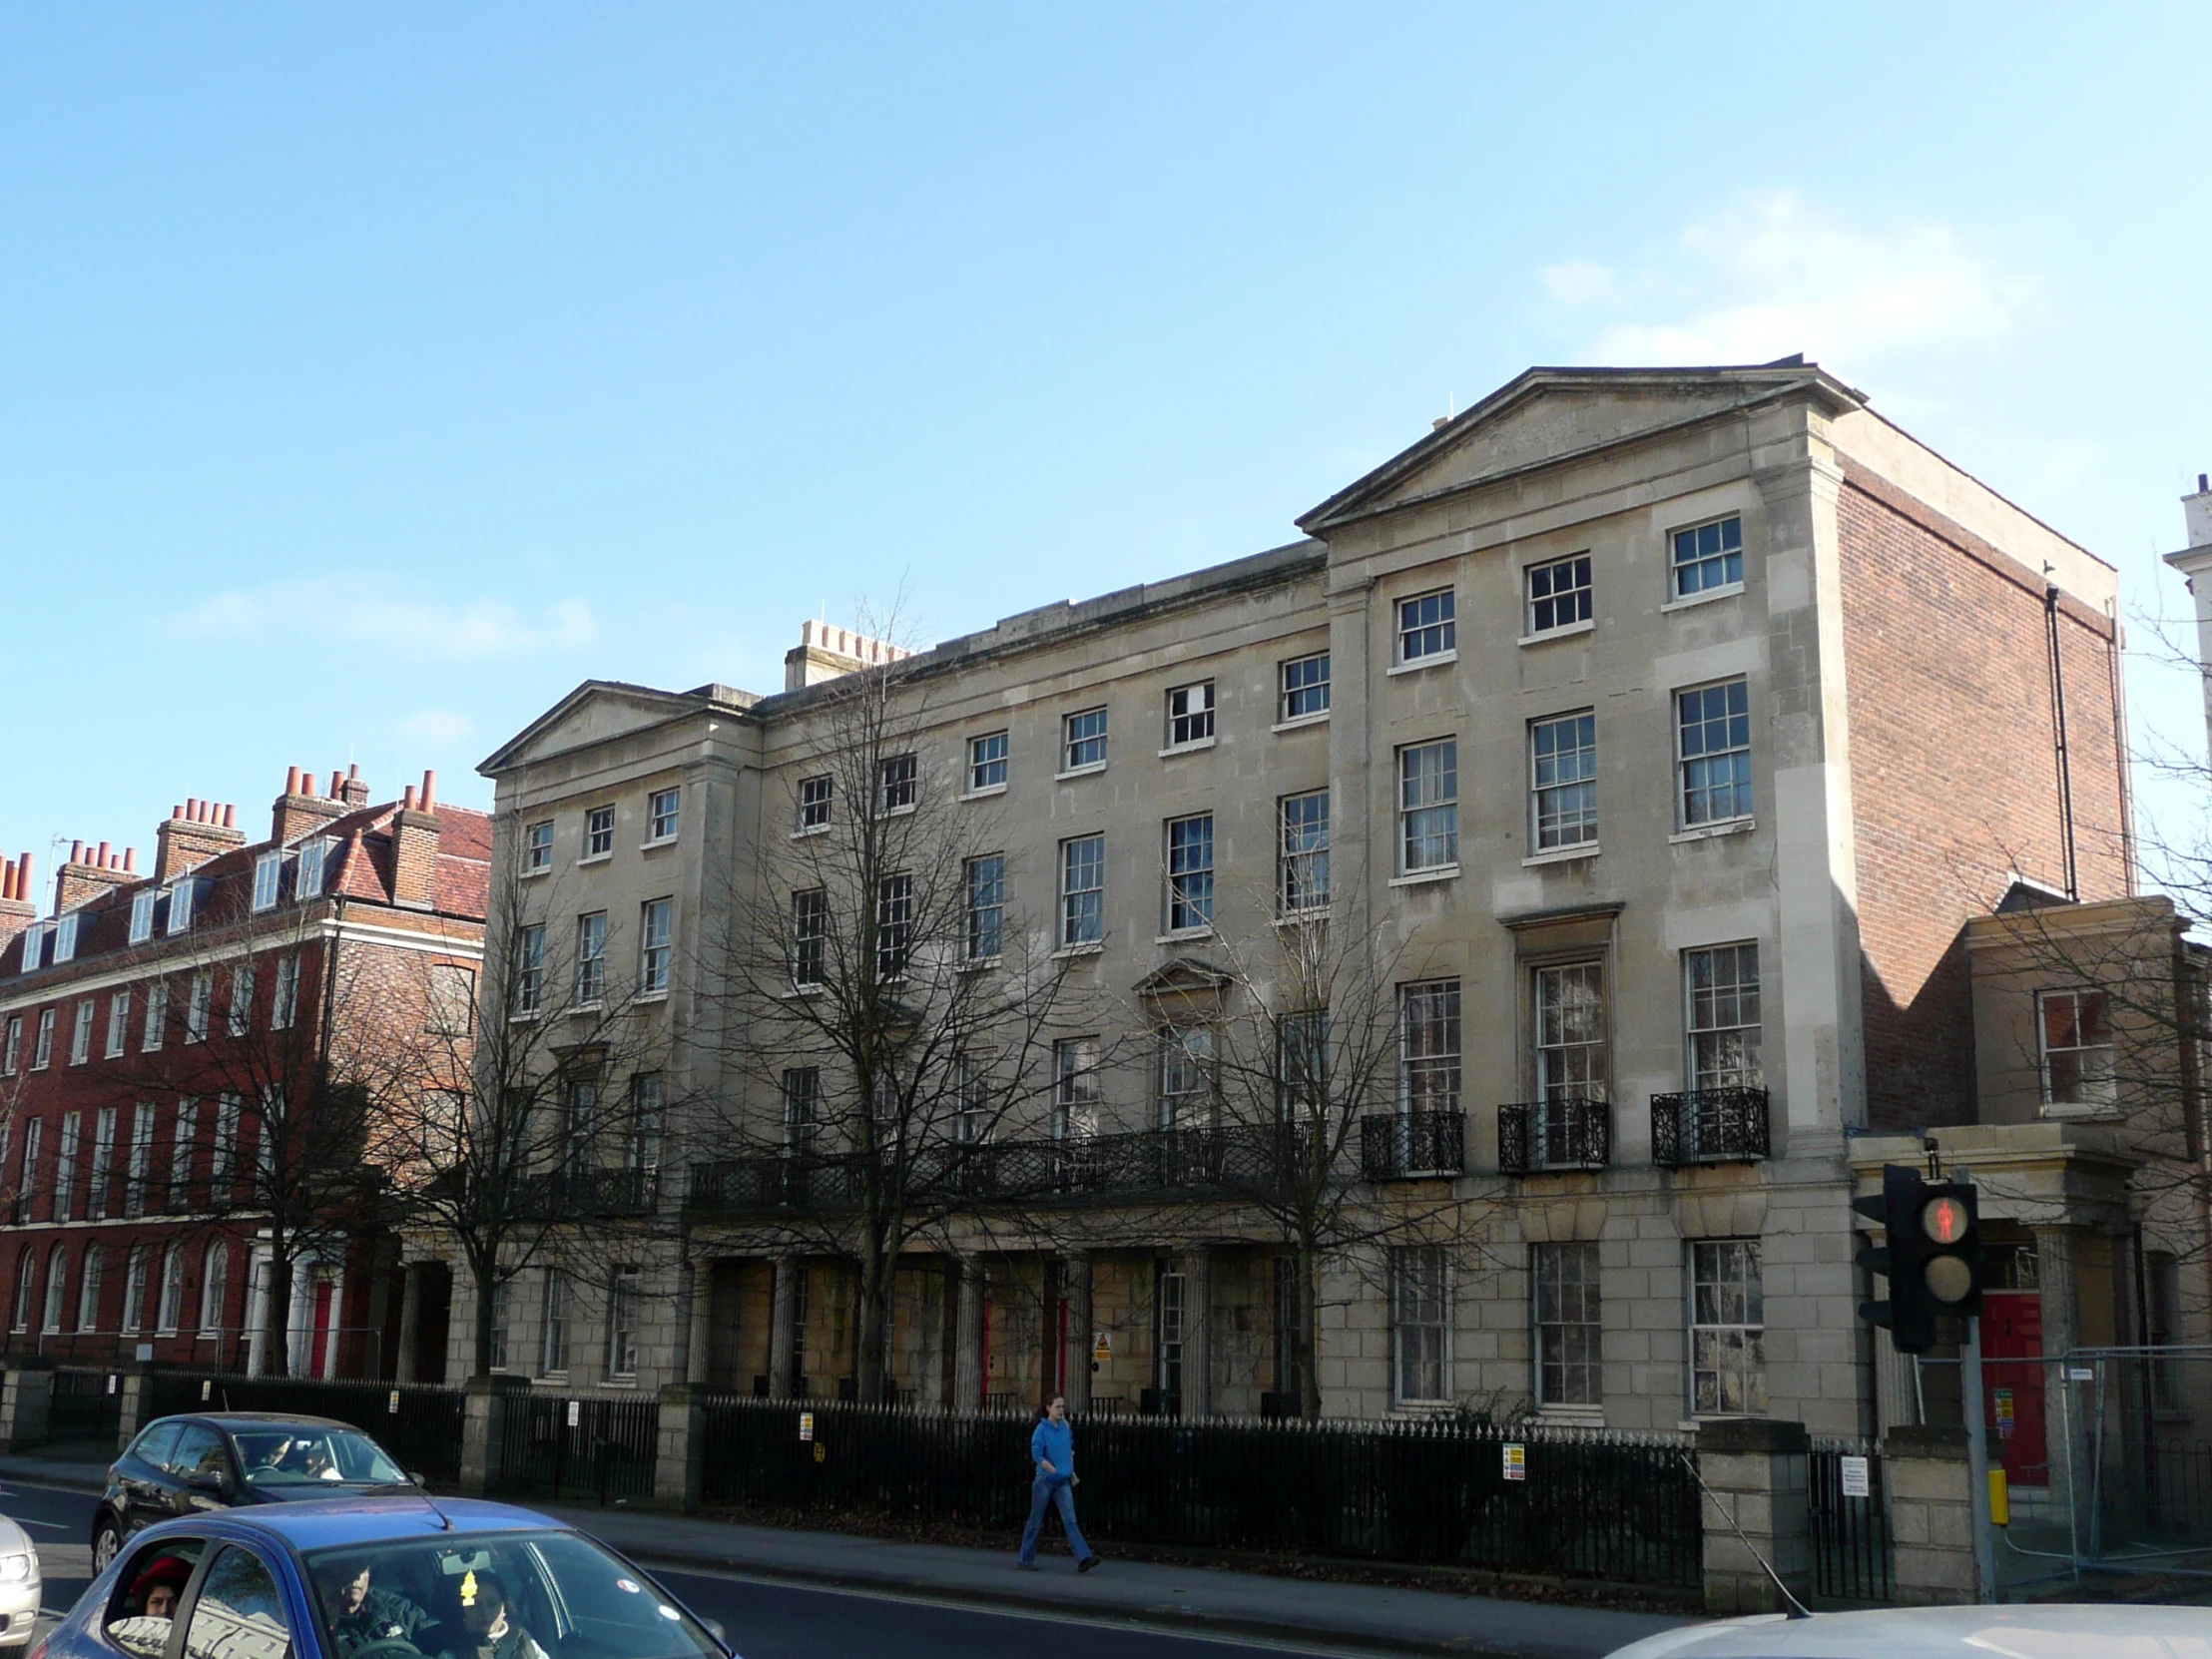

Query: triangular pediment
[
  {"left": 1134, "top": 956, "right": 1233, "bottom": 1001},
  {"left": 480, "top": 681, "right": 735, "bottom": 776},
  {"left": 1299, "top": 362, "right": 1864, "bottom": 533}
]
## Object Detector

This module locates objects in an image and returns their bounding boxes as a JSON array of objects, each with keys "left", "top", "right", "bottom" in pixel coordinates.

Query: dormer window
[
  {"left": 166, "top": 881, "right": 196, "bottom": 935},
  {"left": 252, "top": 852, "right": 282, "bottom": 912},
  {"left": 17, "top": 924, "right": 45, "bottom": 974},
  {"left": 53, "top": 914, "right": 78, "bottom": 964},
  {"left": 296, "top": 839, "right": 328, "bottom": 899},
  {"left": 129, "top": 891, "right": 156, "bottom": 945}
]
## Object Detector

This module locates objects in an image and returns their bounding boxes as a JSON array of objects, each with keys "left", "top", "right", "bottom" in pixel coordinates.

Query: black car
[{"left": 90, "top": 1411, "right": 421, "bottom": 1571}]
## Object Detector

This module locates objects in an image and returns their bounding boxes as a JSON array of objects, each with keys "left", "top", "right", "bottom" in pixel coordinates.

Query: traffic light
[{"left": 1853, "top": 1163, "right": 1983, "bottom": 1353}]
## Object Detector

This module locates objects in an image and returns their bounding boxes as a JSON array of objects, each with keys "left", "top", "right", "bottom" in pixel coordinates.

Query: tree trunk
[
  {"left": 1298, "top": 1243, "right": 1323, "bottom": 1420},
  {"left": 263, "top": 1250, "right": 294, "bottom": 1380},
  {"left": 855, "top": 1235, "right": 891, "bottom": 1401},
  {"left": 469, "top": 1261, "right": 499, "bottom": 1379}
]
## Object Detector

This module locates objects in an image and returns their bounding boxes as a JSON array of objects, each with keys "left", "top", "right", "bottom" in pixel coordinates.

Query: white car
[
  {"left": 1608, "top": 1603, "right": 2212, "bottom": 1658},
  {"left": 0, "top": 1513, "right": 41, "bottom": 1652}
]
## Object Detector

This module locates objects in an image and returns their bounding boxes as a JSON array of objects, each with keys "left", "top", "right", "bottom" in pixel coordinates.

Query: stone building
[
  {"left": 0, "top": 769, "right": 487, "bottom": 1378},
  {"left": 454, "top": 358, "right": 2148, "bottom": 1436}
]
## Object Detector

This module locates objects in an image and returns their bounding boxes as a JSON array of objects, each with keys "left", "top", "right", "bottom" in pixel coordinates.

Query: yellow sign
[
  {"left": 1091, "top": 1332, "right": 1112, "bottom": 1364},
  {"left": 1988, "top": 1468, "right": 2009, "bottom": 1528},
  {"left": 814, "top": 1442, "right": 827, "bottom": 1464},
  {"left": 1502, "top": 1443, "right": 1526, "bottom": 1482}
]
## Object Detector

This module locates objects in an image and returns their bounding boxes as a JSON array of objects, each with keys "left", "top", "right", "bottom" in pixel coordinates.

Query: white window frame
[
  {"left": 1059, "top": 833, "right": 1105, "bottom": 947},
  {"left": 607, "top": 1267, "right": 641, "bottom": 1380},
  {"left": 252, "top": 851, "right": 282, "bottom": 912},
  {"left": 167, "top": 880, "right": 197, "bottom": 935},
  {"left": 170, "top": 1100, "right": 198, "bottom": 1215},
  {"left": 646, "top": 787, "right": 681, "bottom": 845},
  {"left": 1530, "top": 712, "right": 1598, "bottom": 852},
  {"left": 1157, "top": 1024, "right": 1214, "bottom": 1130},
  {"left": 1279, "top": 791, "right": 1331, "bottom": 915},
  {"left": 89, "top": 1106, "right": 116, "bottom": 1220},
  {"left": 54, "top": 913, "right": 79, "bottom": 964},
  {"left": 16, "top": 923, "right": 44, "bottom": 974},
  {"left": 968, "top": 732, "right": 1009, "bottom": 794},
  {"left": 142, "top": 981, "right": 167, "bottom": 1051},
  {"left": 77, "top": 1244, "right": 103, "bottom": 1332},
  {"left": 1399, "top": 979, "right": 1461, "bottom": 1115},
  {"left": 227, "top": 965, "right": 255, "bottom": 1037},
  {"left": 790, "top": 889, "right": 828, "bottom": 987},
  {"left": 523, "top": 820, "right": 555, "bottom": 874},
  {"left": 158, "top": 1244, "right": 185, "bottom": 1335},
  {"left": 129, "top": 890, "right": 156, "bottom": 944},
  {"left": 1684, "top": 944, "right": 1763, "bottom": 1091},
  {"left": 126, "top": 1106, "right": 153, "bottom": 1219},
  {"left": 1061, "top": 707, "right": 1108, "bottom": 774},
  {"left": 54, "top": 1112, "right": 81, "bottom": 1219},
  {"left": 1051, "top": 1037, "right": 1098, "bottom": 1140},
  {"left": 639, "top": 898, "right": 673, "bottom": 995},
  {"left": 1394, "top": 588, "right": 1456, "bottom": 666},
  {"left": 185, "top": 969, "right": 213, "bottom": 1042},
  {"left": 272, "top": 954, "right": 300, "bottom": 1031},
  {"left": 584, "top": 805, "right": 617, "bottom": 859},
  {"left": 1390, "top": 1246, "right": 1450, "bottom": 1404},
  {"left": 1279, "top": 652, "right": 1331, "bottom": 724},
  {"left": 575, "top": 911, "right": 609, "bottom": 1005},
  {"left": 2038, "top": 988, "right": 2116, "bottom": 1112},
  {"left": 70, "top": 999, "right": 95, "bottom": 1064},
  {"left": 798, "top": 776, "right": 833, "bottom": 831},
  {"left": 1532, "top": 1241, "right": 1601, "bottom": 1409},
  {"left": 876, "top": 873, "right": 913, "bottom": 979},
  {"left": 964, "top": 853, "right": 1004, "bottom": 962},
  {"left": 540, "top": 1270, "right": 570, "bottom": 1377},
  {"left": 1675, "top": 678, "right": 1753, "bottom": 830},
  {"left": 1165, "top": 813, "right": 1215, "bottom": 933},
  {"left": 1, "top": 1015, "right": 17, "bottom": 1076},
  {"left": 1164, "top": 681, "right": 1215, "bottom": 751},
  {"left": 33, "top": 1007, "right": 56, "bottom": 1069},
  {"left": 878, "top": 754, "right": 918, "bottom": 815},
  {"left": 513, "top": 924, "right": 546, "bottom": 1015},
  {"left": 1525, "top": 552, "right": 1593, "bottom": 637},
  {"left": 1396, "top": 740, "right": 1459, "bottom": 875},
  {"left": 1535, "top": 963, "right": 1607, "bottom": 1102},
  {"left": 199, "top": 1240, "right": 229, "bottom": 1339},
  {"left": 1669, "top": 513, "right": 1745, "bottom": 602},
  {"left": 1689, "top": 1239, "right": 1765, "bottom": 1416},
  {"left": 121, "top": 1245, "right": 149, "bottom": 1336},
  {"left": 105, "top": 991, "right": 130, "bottom": 1059}
]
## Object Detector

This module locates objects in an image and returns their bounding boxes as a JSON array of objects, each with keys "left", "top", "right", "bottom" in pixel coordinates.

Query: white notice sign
[
  {"left": 799, "top": 1412, "right": 816, "bottom": 1442},
  {"left": 1839, "top": 1455, "right": 1870, "bottom": 1498},
  {"left": 566, "top": 1399, "right": 582, "bottom": 1427}
]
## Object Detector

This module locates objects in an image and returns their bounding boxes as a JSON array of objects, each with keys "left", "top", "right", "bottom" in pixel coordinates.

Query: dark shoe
[{"left": 1078, "top": 1555, "right": 1100, "bottom": 1573}]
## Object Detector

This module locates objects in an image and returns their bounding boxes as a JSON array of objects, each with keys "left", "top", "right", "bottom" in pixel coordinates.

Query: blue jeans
[{"left": 1019, "top": 1473, "right": 1092, "bottom": 1564}]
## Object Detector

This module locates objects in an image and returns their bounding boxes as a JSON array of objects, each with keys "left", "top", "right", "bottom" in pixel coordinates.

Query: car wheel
[{"left": 91, "top": 1514, "right": 123, "bottom": 1572}]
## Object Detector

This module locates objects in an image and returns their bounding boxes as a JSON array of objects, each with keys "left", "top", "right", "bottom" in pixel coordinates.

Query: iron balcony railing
[
  {"left": 1650, "top": 1086, "right": 1770, "bottom": 1167},
  {"left": 1497, "top": 1097, "right": 1611, "bottom": 1175},
  {"left": 520, "top": 1166, "right": 661, "bottom": 1218},
  {"left": 1358, "top": 1109, "right": 1466, "bottom": 1181},
  {"left": 687, "top": 1123, "right": 1308, "bottom": 1215}
]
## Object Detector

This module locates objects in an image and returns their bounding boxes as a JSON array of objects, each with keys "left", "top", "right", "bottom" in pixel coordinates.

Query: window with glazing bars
[
  {"left": 799, "top": 776, "right": 832, "bottom": 830},
  {"left": 1280, "top": 653, "right": 1330, "bottom": 720},
  {"left": 648, "top": 788, "right": 681, "bottom": 842},
  {"left": 791, "top": 889, "right": 828, "bottom": 985},
  {"left": 1166, "top": 815, "right": 1214, "bottom": 931},
  {"left": 1397, "top": 590, "right": 1455, "bottom": 661},
  {"left": 1527, "top": 554, "right": 1592, "bottom": 633},
  {"left": 1400, "top": 980, "right": 1460, "bottom": 1114},
  {"left": 575, "top": 913, "right": 608, "bottom": 1003},
  {"left": 876, "top": 872, "right": 913, "bottom": 978},
  {"left": 1051, "top": 1038, "right": 1098, "bottom": 1139},
  {"left": 1060, "top": 834, "right": 1104, "bottom": 946},
  {"left": 585, "top": 806, "right": 616, "bottom": 856},
  {"left": 637, "top": 899, "right": 672, "bottom": 994},
  {"left": 514, "top": 925, "right": 546, "bottom": 1014},
  {"left": 1063, "top": 708, "right": 1108, "bottom": 771},
  {"left": 1166, "top": 682, "right": 1215, "bottom": 748},
  {"left": 782, "top": 1067, "right": 820, "bottom": 1152},
  {"left": 1690, "top": 1240, "right": 1765, "bottom": 1415},
  {"left": 1684, "top": 945, "right": 1761, "bottom": 1089},
  {"left": 1530, "top": 713, "right": 1597, "bottom": 849},
  {"left": 964, "top": 854, "right": 1004, "bottom": 960},
  {"left": 1391, "top": 1247, "right": 1448, "bottom": 1401},
  {"left": 1398, "top": 741, "right": 1458, "bottom": 871},
  {"left": 1535, "top": 964, "right": 1605, "bottom": 1100},
  {"left": 524, "top": 821, "right": 554, "bottom": 873},
  {"left": 1533, "top": 1241, "right": 1601, "bottom": 1407},
  {"left": 1159, "top": 1026, "right": 1213, "bottom": 1129},
  {"left": 1671, "top": 515, "right": 1743, "bottom": 598},
  {"left": 1280, "top": 792, "right": 1330, "bottom": 912},
  {"left": 1676, "top": 679, "right": 1752, "bottom": 827},
  {"left": 879, "top": 754, "right": 917, "bottom": 814},
  {"left": 2039, "top": 989, "right": 2114, "bottom": 1108},
  {"left": 969, "top": 732, "right": 1008, "bottom": 791}
]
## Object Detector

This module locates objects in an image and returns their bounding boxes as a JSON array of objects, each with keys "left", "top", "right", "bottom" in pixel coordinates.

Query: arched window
[
  {"left": 121, "top": 1245, "right": 149, "bottom": 1336},
  {"left": 42, "top": 1245, "right": 69, "bottom": 1333},
  {"left": 158, "top": 1244, "right": 186, "bottom": 1334},
  {"left": 9, "top": 1249, "right": 34, "bottom": 1332},
  {"left": 76, "top": 1245, "right": 104, "bottom": 1334},
  {"left": 199, "top": 1240, "right": 229, "bottom": 1339}
]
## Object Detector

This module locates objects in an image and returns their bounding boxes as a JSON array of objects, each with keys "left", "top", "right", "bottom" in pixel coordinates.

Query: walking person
[{"left": 1018, "top": 1393, "right": 1099, "bottom": 1572}]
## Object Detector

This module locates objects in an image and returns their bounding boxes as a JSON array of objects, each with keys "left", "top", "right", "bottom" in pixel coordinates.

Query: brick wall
[{"left": 1838, "top": 470, "right": 2129, "bottom": 1129}]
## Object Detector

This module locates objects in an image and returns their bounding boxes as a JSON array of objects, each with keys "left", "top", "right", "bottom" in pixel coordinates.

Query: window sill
[
  {"left": 958, "top": 956, "right": 1002, "bottom": 973},
  {"left": 1389, "top": 866, "right": 1460, "bottom": 888},
  {"left": 1519, "top": 618, "right": 1595, "bottom": 647},
  {"left": 877, "top": 804, "right": 917, "bottom": 820},
  {"left": 1661, "top": 584, "right": 1744, "bottom": 614},
  {"left": 1056, "top": 762, "right": 1108, "bottom": 782},
  {"left": 1536, "top": 1404, "right": 1607, "bottom": 1423},
  {"left": 570, "top": 1001, "right": 604, "bottom": 1016},
  {"left": 519, "top": 866, "right": 551, "bottom": 880},
  {"left": 2041, "top": 1103, "right": 2121, "bottom": 1122},
  {"left": 782, "top": 983, "right": 826, "bottom": 1000},
  {"left": 1386, "top": 651, "right": 1457, "bottom": 677},
  {"left": 1274, "top": 907, "right": 1331, "bottom": 927},
  {"left": 1669, "top": 819, "right": 1754, "bottom": 844},
  {"left": 1524, "top": 842, "right": 1600, "bottom": 867},
  {"left": 508, "top": 1010, "right": 541, "bottom": 1024},
  {"left": 1154, "top": 927, "right": 1215, "bottom": 945},
  {"left": 1051, "top": 942, "right": 1105, "bottom": 960},
  {"left": 577, "top": 853, "right": 613, "bottom": 866},
  {"left": 961, "top": 783, "right": 1009, "bottom": 801},
  {"left": 639, "top": 837, "right": 679, "bottom": 852},
  {"left": 632, "top": 990, "right": 669, "bottom": 1005},
  {"left": 1271, "top": 712, "right": 1331, "bottom": 734},
  {"left": 1158, "top": 737, "right": 1217, "bottom": 759},
  {"left": 791, "top": 825, "right": 831, "bottom": 839}
]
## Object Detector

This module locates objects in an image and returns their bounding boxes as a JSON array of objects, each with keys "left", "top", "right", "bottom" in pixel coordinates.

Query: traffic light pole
[{"left": 1962, "top": 1308, "right": 1998, "bottom": 1601}]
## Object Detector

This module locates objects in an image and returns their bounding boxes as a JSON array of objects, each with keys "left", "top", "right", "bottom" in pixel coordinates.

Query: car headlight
[{"left": 0, "top": 1554, "right": 34, "bottom": 1584}]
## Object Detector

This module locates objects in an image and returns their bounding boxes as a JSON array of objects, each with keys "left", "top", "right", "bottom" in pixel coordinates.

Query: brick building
[
  {"left": 0, "top": 767, "right": 488, "bottom": 1379},
  {"left": 444, "top": 358, "right": 2174, "bottom": 1441}
]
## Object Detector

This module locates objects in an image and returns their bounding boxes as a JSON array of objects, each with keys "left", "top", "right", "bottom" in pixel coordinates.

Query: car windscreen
[
  {"left": 304, "top": 1532, "right": 721, "bottom": 1659},
  {"left": 230, "top": 1427, "right": 408, "bottom": 1487}
]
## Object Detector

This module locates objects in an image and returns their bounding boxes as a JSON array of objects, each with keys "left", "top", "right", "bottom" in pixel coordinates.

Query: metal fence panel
[
  {"left": 1809, "top": 1439, "right": 1893, "bottom": 1603},
  {"left": 48, "top": 1369, "right": 123, "bottom": 1444},
  {"left": 493, "top": 1393, "right": 658, "bottom": 1505}
]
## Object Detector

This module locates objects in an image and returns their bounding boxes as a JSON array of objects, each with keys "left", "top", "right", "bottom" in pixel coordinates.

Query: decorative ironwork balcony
[
  {"left": 1358, "top": 1109, "right": 1466, "bottom": 1181},
  {"left": 1650, "top": 1087, "right": 1770, "bottom": 1167},
  {"left": 1497, "top": 1098, "right": 1612, "bottom": 1175},
  {"left": 520, "top": 1166, "right": 661, "bottom": 1218}
]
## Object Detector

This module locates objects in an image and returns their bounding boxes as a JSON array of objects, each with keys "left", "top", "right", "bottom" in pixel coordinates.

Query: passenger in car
[{"left": 447, "top": 1574, "right": 546, "bottom": 1659}]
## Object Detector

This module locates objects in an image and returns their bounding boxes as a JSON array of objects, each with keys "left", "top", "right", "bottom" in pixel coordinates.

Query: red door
[
  {"left": 310, "top": 1281, "right": 335, "bottom": 1380},
  {"left": 1981, "top": 1291, "right": 2048, "bottom": 1487}
]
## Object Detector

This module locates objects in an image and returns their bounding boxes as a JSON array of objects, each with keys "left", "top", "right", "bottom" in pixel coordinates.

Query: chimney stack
[
  {"left": 390, "top": 767, "right": 443, "bottom": 910},
  {"left": 0, "top": 853, "right": 35, "bottom": 948},
  {"left": 340, "top": 764, "right": 369, "bottom": 809},
  {"left": 273, "top": 763, "right": 346, "bottom": 845},
  {"left": 784, "top": 619, "right": 914, "bottom": 692},
  {"left": 156, "top": 797, "right": 248, "bottom": 883},
  {"left": 57, "top": 837, "right": 136, "bottom": 911}
]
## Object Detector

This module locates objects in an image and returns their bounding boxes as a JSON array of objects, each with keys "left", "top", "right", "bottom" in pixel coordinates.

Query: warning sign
[
  {"left": 389, "top": 1389, "right": 401, "bottom": 1414},
  {"left": 1501, "top": 1443, "right": 1525, "bottom": 1481},
  {"left": 1994, "top": 1387, "right": 2015, "bottom": 1439},
  {"left": 1092, "top": 1332, "right": 1112, "bottom": 1364},
  {"left": 1839, "top": 1455, "right": 1870, "bottom": 1498},
  {"left": 566, "top": 1399, "right": 581, "bottom": 1428},
  {"left": 799, "top": 1411, "right": 816, "bottom": 1442}
]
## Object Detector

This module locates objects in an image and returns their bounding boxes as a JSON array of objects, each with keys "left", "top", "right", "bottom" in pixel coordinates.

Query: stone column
[
  {"left": 952, "top": 1258, "right": 985, "bottom": 1411},
  {"left": 396, "top": 1264, "right": 423, "bottom": 1384},
  {"left": 768, "top": 1257, "right": 799, "bottom": 1399},
  {"left": 1184, "top": 1249, "right": 1212, "bottom": 1417},
  {"left": 115, "top": 1365, "right": 158, "bottom": 1453},
  {"left": 1695, "top": 1418, "right": 1812, "bottom": 1615},
  {"left": 653, "top": 1383, "right": 706, "bottom": 1509},
  {"left": 686, "top": 1262, "right": 714, "bottom": 1386},
  {"left": 0, "top": 1360, "right": 56, "bottom": 1452},
  {"left": 667, "top": 1259, "right": 697, "bottom": 1389},
  {"left": 1064, "top": 1254, "right": 1093, "bottom": 1414},
  {"left": 458, "top": 1373, "right": 533, "bottom": 1497},
  {"left": 1885, "top": 1425, "right": 1976, "bottom": 1605}
]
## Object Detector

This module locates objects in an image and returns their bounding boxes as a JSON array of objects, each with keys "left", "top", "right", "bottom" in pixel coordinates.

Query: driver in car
[{"left": 318, "top": 1560, "right": 432, "bottom": 1653}]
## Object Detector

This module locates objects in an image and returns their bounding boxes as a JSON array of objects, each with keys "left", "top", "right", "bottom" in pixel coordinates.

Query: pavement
[{"left": 0, "top": 1449, "right": 1692, "bottom": 1659}]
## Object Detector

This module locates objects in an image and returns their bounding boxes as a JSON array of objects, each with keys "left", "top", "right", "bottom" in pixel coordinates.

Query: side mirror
[
  {"left": 410, "top": 1472, "right": 427, "bottom": 1487},
  {"left": 703, "top": 1620, "right": 727, "bottom": 1648},
  {"left": 185, "top": 1468, "right": 229, "bottom": 1493}
]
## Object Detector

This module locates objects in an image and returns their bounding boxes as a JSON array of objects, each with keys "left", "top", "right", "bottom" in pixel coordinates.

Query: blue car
[{"left": 32, "top": 1496, "right": 737, "bottom": 1659}]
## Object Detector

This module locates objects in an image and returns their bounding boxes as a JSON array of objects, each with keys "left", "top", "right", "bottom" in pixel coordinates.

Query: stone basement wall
[{"left": 1837, "top": 474, "right": 2128, "bottom": 1131}]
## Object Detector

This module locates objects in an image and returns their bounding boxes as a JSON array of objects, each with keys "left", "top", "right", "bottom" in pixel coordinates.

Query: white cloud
[
  {"left": 400, "top": 708, "right": 475, "bottom": 743},
  {"left": 1543, "top": 191, "right": 2035, "bottom": 370},
  {"left": 165, "top": 576, "right": 596, "bottom": 660}
]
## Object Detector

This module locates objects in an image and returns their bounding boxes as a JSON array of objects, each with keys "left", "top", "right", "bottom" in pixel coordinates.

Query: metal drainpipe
[{"left": 2045, "top": 579, "right": 2079, "bottom": 900}]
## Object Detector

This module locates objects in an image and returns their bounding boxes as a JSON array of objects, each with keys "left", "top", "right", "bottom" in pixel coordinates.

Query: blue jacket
[{"left": 1031, "top": 1417, "right": 1074, "bottom": 1482}]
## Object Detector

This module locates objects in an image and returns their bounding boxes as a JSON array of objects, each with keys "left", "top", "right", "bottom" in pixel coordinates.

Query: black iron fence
[
  {"left": 147, "top": 1373, "right": 466, "bottom": 1483},
  {"left": 1498, "top": 1099, "right": 1610, "bottom": 1175},
  {"left": 49, "top": 1369, "right": 123, "bottom": 1443},
  {"left": 493, "top": 1392, "right": 659, "bottom": 1505},
  {"left": 696, "top": 1396, "right": 1701, "bottom": 1589},
  {"left": 519, "top": 1168, "right": 661, "bottom": 1219},
  {"left": 1359, "top": 1110, "right": 1467, "bottom": 1180},
  {"left": 1650, "top": 1087, "right": 1770, "bottom": 1167},
  {"left": 1809, "top": 1439, "right": 1893, "bottom": 1603}
]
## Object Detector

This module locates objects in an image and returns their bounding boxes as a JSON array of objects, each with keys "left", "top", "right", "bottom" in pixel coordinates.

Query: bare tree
[{"left": 697, "top": 635, "right": 1091, "bottom": 1402}]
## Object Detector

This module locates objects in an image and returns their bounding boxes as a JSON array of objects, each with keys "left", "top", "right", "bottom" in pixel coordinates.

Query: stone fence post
[
  {"left": 1696, "top": 1418, "right": 1812, "bottom": 1614},
  {"left": 458, "top": 1375, "right": 533, "bottom": 1496},
  {"left": 654, "top": 1384, "right": 705, "bottom": 1509},
  {"left": 115, "top": 1366, "right": 160, "bottom": 1453},
  {"left": 1884, "top": 1425, "right": 1976, "bottom": 1605},
  {"left": 0, "top": 1359, "right": 57, "bottom": 1452}
]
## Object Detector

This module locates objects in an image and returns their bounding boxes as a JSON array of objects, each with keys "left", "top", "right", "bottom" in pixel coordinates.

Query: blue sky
[{"left": 3, "top": 3, "right": 2209, "bottom": 880}]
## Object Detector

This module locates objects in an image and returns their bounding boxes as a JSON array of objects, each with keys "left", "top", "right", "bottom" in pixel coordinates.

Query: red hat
[{"left": 130, "top": 1556, "right": 192, "bottom": 1602}]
